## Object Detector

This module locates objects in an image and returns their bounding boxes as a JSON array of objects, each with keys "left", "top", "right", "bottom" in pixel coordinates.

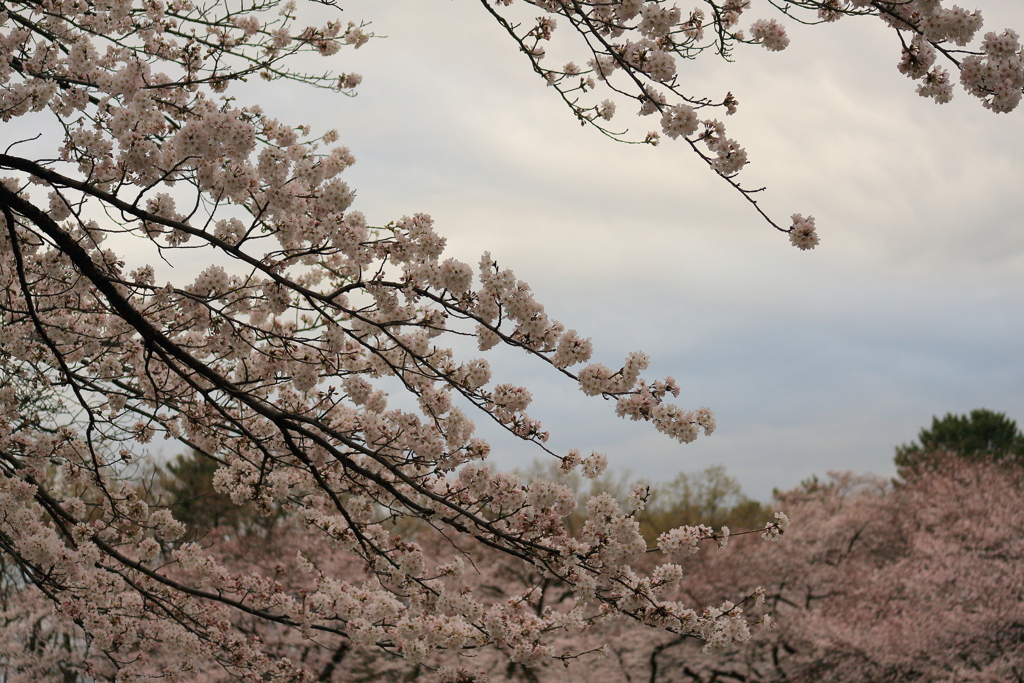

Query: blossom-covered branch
[{"left": 482, "top": 0, "right": 1024, "bottom": 241}]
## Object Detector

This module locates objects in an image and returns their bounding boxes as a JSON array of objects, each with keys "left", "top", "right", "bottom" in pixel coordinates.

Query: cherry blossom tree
[
  {"left": 0, "top": 0, "right": 1022, "bottom": 681},
  {"left": 589, "top": 461, "right": 1024, "bottom": 683}
]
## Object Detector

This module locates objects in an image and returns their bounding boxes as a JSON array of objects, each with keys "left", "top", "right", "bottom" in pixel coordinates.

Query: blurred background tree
[
  {"left": 158, "top": 451, "right": 281, "bottom": 540},
  {"left": 517, "top": 461, "right": 770, "bottom": 543},
  {"left": 643, "top": 465, "right": 768, "bottom": 535}
]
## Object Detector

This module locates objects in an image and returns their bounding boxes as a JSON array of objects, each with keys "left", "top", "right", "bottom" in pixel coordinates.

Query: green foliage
[{"left": 895, "top": 408, "right": 1024, "bottom": 477}]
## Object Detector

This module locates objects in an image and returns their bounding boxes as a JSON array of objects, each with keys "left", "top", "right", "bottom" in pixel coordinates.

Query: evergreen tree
[
  {"left": 160, "top": 452, "right": 274, "bottom": 538},
  {"left": 895, "top": 409, "right": 1024, "bottom": 476}
]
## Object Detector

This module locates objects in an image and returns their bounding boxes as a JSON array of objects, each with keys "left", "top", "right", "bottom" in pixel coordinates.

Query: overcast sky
[{"left": 228, "top": 1, "right": 1024, "bottom": 499}]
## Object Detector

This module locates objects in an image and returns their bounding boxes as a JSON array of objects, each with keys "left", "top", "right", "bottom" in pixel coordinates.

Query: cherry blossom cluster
[{"left": 788, "top": 214, "right": 820, "bottom": 251}]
